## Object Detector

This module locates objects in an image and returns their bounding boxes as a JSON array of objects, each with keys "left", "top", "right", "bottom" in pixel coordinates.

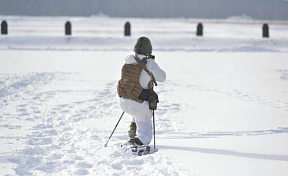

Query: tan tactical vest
[{"left": 117, "top": 58, "right": 151, "bottom": 103}]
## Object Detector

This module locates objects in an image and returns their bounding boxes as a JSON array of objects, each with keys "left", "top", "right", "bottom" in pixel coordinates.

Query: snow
[
  {"left": 226, "top": 14, "right": 254, "bottom": 22},
  {"left": 0, "top": 16, "right": 288, "bottom": 176}
]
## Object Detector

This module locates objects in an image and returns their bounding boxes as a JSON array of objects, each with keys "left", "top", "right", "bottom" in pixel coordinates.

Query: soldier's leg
[{"left": 135, "top": 119, "right": 152, "bottom": 146}]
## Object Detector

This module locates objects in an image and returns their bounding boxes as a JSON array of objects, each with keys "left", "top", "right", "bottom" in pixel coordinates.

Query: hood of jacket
[{"left": 125, "top": 54, "right": 147, "bottom": 64}]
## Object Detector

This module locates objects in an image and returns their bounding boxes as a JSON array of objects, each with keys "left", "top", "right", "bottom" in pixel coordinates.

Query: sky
[{"left": 0, "top": 0, "right": 288, "bottom": 20}]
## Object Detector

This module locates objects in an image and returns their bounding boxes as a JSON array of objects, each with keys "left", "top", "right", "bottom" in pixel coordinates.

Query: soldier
[{"left": 117, "top": 36, "right": 166, "bottom": 146}]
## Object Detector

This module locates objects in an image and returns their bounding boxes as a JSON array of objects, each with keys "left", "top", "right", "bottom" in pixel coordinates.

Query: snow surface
[{"left": 0, "top": 16, "right": 288, "bottom": 176}]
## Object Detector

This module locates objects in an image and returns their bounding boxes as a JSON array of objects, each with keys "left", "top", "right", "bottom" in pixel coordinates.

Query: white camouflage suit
[{"left": 118, "top": 54, "right": 166, "bottom": 145}]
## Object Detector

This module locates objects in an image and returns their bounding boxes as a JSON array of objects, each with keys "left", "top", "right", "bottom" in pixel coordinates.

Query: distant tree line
[{"left": 0, "top": 0, "right": 288, "bottom": 20}]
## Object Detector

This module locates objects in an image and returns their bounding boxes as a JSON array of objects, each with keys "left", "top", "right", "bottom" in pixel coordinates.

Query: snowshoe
[
  {"left": 131, "top": 145, "right": 151, "bottom": 156},
  {"left": 121, "top": 143, "right": 151, "bottom": 156},
  {"left": 121, "top": 138, "right": 151, "bottom": 156}
]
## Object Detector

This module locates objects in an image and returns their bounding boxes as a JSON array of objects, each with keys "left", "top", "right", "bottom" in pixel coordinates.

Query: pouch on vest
[
  {"left": 148, "top": 90, "right": 159, "bottom": 110},
  {"left": 117, "top": 79, "right": 143, "bottom": 103}
]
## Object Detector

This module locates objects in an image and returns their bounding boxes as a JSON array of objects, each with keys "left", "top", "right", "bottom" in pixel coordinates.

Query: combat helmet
[{"left": 133, "top": 36, "right": 152, "bottom": 55}]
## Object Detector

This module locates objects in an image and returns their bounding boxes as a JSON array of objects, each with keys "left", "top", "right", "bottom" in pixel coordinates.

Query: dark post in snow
[
  {"left": 196, "top": 23, "right": 203, "bottom": 36},
  {"left": 262, "top": 23, "right": 269, "bottom": 38},
  {"left": 1, "top": 20, "right": 8, "bottom": 35},
  {"left": 124, "top": 22, "right": 131, "bottom": 36},
  {"left": 65, "top": 21, "right": 72, "bottom": 36}
]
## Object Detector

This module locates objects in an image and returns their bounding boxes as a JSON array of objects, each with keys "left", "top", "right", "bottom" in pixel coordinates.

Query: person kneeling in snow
[{"left": 117, "top": 36, "right": 166, "bottom": 146}]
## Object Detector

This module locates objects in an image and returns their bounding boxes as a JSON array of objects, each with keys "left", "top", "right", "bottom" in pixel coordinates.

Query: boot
[
  {"left": 127, "top": 137, "right": 143, "bottom": 146},
  {"left": 121, "top": 137, "right": 144, "bottom": 148},
  {"left": 128, "top": 122, "right": 137, "bottom": 139}
]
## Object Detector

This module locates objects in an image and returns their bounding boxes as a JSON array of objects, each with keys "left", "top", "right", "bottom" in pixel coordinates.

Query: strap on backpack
[{"left": 134, "top": 56, "right": 158, "bottom": 87}]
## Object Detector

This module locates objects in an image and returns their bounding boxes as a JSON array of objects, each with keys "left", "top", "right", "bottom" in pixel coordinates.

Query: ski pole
[
  {"left": 153, "top": 110, "right": 156, "bottom": 151},
  {"left": 104, "top": 111, "right": 125, "bottom": 147}
]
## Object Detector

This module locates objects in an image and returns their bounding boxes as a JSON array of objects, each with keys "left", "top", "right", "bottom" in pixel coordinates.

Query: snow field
[
  {"left": 1, "top": 16, "right": 288, "bottom": 52},
  {"left": 1, "top": 50, "right": 288, "bottom": 175}
]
